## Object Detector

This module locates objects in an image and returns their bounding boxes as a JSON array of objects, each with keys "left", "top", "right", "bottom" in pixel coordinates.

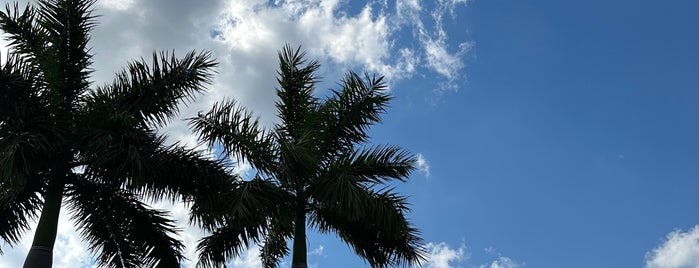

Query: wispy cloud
[
  {"left": 416, "top": 153, "right": 432, "bottom": 178},
  {"left": 396, "top": 0, "right": 472, "bottom": 93},
  {"left": 480, "top": 257, "right": 523, "bottom": 268},
  {"left": 645, "top": 225, "right": 699, "bottom": 268},
  {"left": 309, "top": 245, "right": 325, "bottom": 256}
]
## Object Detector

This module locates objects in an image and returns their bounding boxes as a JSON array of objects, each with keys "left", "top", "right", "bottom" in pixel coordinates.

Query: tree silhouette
[
  {"left": 190, "top": 45, "right": 426, "bottom": 268},
  {"left": 0, "top": 0, "right": 234, "bottom": 266}
]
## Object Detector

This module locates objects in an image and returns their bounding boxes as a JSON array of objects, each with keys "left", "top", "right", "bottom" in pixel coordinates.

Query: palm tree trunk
[
  {"left": 23, "top": 178, "right": 65, "bottom": 268},
  {"left": 291, "top": 207, "right": 307, "bottom": 268}
]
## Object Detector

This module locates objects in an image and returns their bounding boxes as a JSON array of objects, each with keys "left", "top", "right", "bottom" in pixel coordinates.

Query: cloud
[
  {"left": 645, "top": 225, "right": 699, "bottom": 268},
  {"left": 309, "top": 245, "right": 325, "bottom": 256},
  {"left": 416, "top": 153, "right": 431, "bottom": 177},
  {"left": 396, "top": 0, "right": 472, "bottom": 92},
  {"left": 228, "top": 245, "right": 263, "bottom": 268},
  {"left": 100, "top": 0, "right": 135, "bottom": 10},
  {"left": 480, "top": 257, "right": 522, "bottom": 268},
  {"left": 417, "top": 243, "right": 524, "bottom": 268},
  {"left": 421, "top": 242, "right": 468, "bottom": 268}
]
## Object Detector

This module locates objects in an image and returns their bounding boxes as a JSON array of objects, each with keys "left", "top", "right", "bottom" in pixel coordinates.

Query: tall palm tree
[
  {"left": 189, "top": 45, "right": 426, "bottom": 268},
  {"left": 0, "top": 0, "right": 234, "bottom": 267}
]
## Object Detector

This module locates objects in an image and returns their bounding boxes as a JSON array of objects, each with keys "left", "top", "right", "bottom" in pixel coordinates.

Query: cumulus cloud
[
  {"left": 416, "top": 153, "right": 431, "bottom": 178},
  {"left": 645, "top": 225, "right": 699, "bottom": 268},
  {"left": 1, "top": 0, "right": 470, "bottom": 266},
  {"left": 421, "top": 242, "right": 468, "bottom": 268},
  {"left": 416, "top": 243, "right": 524, "bottom": 268}
]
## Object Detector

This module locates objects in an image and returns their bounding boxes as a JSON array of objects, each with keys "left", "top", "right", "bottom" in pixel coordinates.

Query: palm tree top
[
  {"left": 189, "top": 44, "right": 427, "bottom": 268},
  {"left": 1, "top": 0, "right": 235, "bottom": 266}
]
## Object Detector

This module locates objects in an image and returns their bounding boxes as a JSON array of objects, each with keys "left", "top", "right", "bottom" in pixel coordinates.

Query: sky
[{"left": 2, "top": 0, "right": 699, "bottom": 267}]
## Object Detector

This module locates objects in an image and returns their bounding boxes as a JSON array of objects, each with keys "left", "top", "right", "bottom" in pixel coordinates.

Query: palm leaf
[
  {"left": 66, "top": 178, "right": 184, "bottom": 268},
  {"left": 275, "top": 45, "right": 320, "bottom": 139},
  {"left": 36, "top": 0, "right": 96, "bottom": 102},
  {"left": 196, "top": 219, "right": 267, "bottom": 268},
  {"left": 196, "top": 178, "right": 292, "bottom": 267},
  {"left": 194, "top": 177, "right": 290, "bottom": 231},
  {"left": 318, "top": 72, "right": 390, "bottom": 156},
  {"left": 91, "top": 50, "right": 217, "bottom": 128},
  {"left": 188, "top": 99, "right": 277, "bottom": 175},
  {"left": 309, "top": 188, "right": 426, "bottom": 267},
  {"left": 260, "top": 213, "right": 294, "bottom": 268},
  {"left": 0, "top": 3, "right": 49, "bottom": 69},
  {"left": 0, "top": 51, "right": 57, "bottom": 184},
  {"left": 0, "top": 177, "right": 45, "bottom": 253},
  {"left": 0, "top": 51, "right": 41, "bottom": 120},
  {"left": 331, "top": 145, "right": 416, "bottom": 185}
]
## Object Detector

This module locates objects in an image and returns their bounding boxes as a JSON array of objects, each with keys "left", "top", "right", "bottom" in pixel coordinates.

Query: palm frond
[
  {"left": 66, "top": 179, "right": 184, "bottom": 268},
  {"left": 309, "top": 188, "right": 426, "bottom": 267},
  {"left": 318, "top": 72, "right": 390, "bottom": 155},
  {"left": 332, "top": 145, "right": 416, "bottom": 185},
  {"left": 139, "top": 144, "right": 233, "bottom": 199},
  {"left": 196, "top": 218, "right": 267, "bottom": 268},
  {"left": 275, "top": 128, "right": 319, "bottom": 190},
  {"left": 75, "top": 108, "right": 162, "bottom": 187},
  {"left": 188, "top": 99, "right": 277, "bottom": 174},
  {"left": 0, "top": 106, "right": 58, "bottom": 186},
  {"left": 0, "top": 51, "right": 56, "bottom": 183},
  {"left": 260, "top": 213, "right": 294, "bottom": 268},
  {"left": 77, "top": 115, "right": 236, "bottom": 212},
  {"left": 0, "top": 3, "right": 49, "bottom": 67},
  {"left": 0, "top": 177, "right": 45, "bottom": 253},
  {"left": 92, "top": 50, "right": 217, "bottom": 127},
  {"left": 36, "top": 0, "right": 96, "bottom": 101},
  {"left": 306, "top": 170, "right": 376, "bottom": 220},
  {"left": 195, "top": 178, "right": 291, "bottom": 267},
  {"left": 0, "top": 50, "right": 41, "bottom": 120},
  {"left": 275, "top": 44, "right": 320, "bottom": 139},
  {"left": 193, "top": 177, "right": 289, "bottom": 231}
]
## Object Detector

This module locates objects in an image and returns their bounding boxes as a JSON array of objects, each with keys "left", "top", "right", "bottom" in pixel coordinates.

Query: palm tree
[
  {"left": 0, "top": 0, "right": 234, "bottom": 267},
  {"left": 189, "top": 45, "right": 426, "bottom": 268}
]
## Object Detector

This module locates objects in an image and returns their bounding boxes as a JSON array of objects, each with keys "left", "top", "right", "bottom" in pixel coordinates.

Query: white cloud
[
  {"left": 232, "top": 159, "right": 254, "bottom": 179},
  {"left": 480, "top": 257, "right": 522, "bottom": 268},
  {"left": 421, "top": 242, "right": 468, "bottom": 268},
  {"left": 645, "top": 225, "right": 699, "bottom": 268},
  {"left": 396, "top": 0, "right": 472, "bottom": 92},
  {"left": 417, "top": 242, "right": 523, "bottom": 268},
  {"left": 100, "top": 0, "right": 136, "bottom": 10},
  {"left": 228, "top": 245, "right": 263, "bottom": 268},
  {"left": 309, "top": 245, "right": 324, "bottom": 256},
  {"left": 416, "top": 153, "right": 431, "bottom": 178}
]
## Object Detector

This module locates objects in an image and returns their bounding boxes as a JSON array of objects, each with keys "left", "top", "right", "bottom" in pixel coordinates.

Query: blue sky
[{"left": 2, "top": 0, "right": 699, "bottom": 267}]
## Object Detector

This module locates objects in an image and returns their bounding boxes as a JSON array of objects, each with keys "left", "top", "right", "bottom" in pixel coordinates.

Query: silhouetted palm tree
[
  {"left": 0, "top": 1, "right": 233, "bottom": 267},
  {"left": 190, "top": 45, "right": 426, "bottom": 268}
]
